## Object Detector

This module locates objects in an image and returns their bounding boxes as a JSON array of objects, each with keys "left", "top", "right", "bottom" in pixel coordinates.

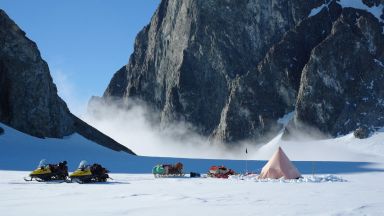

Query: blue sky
[{"left": 1, "top": 0, "right": 160, "bottom": 115}]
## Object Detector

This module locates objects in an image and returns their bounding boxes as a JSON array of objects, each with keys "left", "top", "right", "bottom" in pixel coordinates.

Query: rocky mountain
[
  {"left": 101, "top": 0, "right": 384, "bottom": 144},
  {"left": 0, "top": 9, "right": 135, "bottom": 154},
  {"left": 292, "top": 4, "right": 384, "bottom": 138}
]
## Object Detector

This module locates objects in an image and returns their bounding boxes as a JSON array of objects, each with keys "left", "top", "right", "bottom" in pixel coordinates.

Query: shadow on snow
[{"left": 1, "top": 154, "right": 383, "bottom": 175}]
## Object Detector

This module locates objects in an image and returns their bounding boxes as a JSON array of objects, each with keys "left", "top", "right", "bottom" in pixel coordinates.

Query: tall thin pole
[
  {"left": 312, "top": 161, "right": 316, "bottom": 176},
  {"left": 245, "top": 147, "right": 248, "bottom": 174}
]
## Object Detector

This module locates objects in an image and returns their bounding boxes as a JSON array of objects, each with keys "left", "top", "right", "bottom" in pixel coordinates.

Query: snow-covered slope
[
  {"left": 252, "top": 130, "right": 384, "bottom": 162},
  {"left": 0, "top": 123, "right": 134, "bottom": 171},
  {"left": 338, "top": 0, "right": 384, "bottom": 22},
  {"left": 1, "top": 122, "right": 384, "bottom": 175},
  {"left": 0, "top": 123, "right": 267, "bottom": 173},
  {"left": 309, "top": 0, "right": 384, "bottom": 22}
]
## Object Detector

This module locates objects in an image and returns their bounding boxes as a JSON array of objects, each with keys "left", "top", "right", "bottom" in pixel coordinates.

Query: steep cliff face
[
  {"left": 103, "top": 0, "right": 320, "bottom": 135},
  {"left": 213, "top": 2, "right": 342, "bottom": 142},
  {"left": 0, "top": 9, "right": 74, "bottom": 138},
  {"left": 211, "top": 2, "right": 343, "bottom": 143},
  {"left": 102, "top": 0, "right": 384, "bottom": 144},
  {"left": 0, "top": 10, "right": 135, "bottom": 154},
  {"left": 294, "top": 7, "right": 384, "bottom": 137}
]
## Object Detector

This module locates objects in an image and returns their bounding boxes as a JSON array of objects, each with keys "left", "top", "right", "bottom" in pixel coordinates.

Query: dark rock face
[
  {"left": 0, "top": 9, "right": 74, "bottom": 138},
  {"left": 102, "top": 0, "right": 384, "bottom": 144},
  {"left": 354, "top": 127, "right": 371, "bottom": 139},
  {"left": 362, "top": 0, "right": 384, "bottom": 7},
  {"left": 0, "top": 10, "right": 135, "bottom": 154},
  {"left": 0, "top": 126, "right": 4, "bottom": 135},
  {"left": 212, "top": 3, "right": 343, "bottom": 143},
  {"left": 295, "top": 8, "right": 384, "bottom": 137},
  {"left": 103, "top": 0, "right": 321, "bottom": 135}
]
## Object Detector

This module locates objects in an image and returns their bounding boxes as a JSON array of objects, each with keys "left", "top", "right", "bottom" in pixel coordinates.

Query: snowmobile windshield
[
  {"left": 38, "top": 159, "right": 48, "bottom": 168},
  {"left": 78, "top": 160, "right": 88, "bottom": 169}
]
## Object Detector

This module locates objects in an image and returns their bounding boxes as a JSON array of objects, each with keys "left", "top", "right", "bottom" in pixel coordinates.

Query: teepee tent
[{"left": 258, "top": 147, "right": 301, "bottom": 179}]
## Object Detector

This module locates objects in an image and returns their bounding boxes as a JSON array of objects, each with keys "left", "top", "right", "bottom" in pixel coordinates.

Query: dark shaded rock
[
  {"left": 212, "top": 2, "right": 343, "bottom": 143},
  {"left": 103, "top": 0, "right": 322, "bottom": 137},
  {"left": 101, "top": 0, "right": 384, "bottom": 145},
  {"left": 353, "top": 127, "right": 371, "bottom": 139},
  {"left": 0, "top": 9, "right": 135, "bottom": 154},
  {"left": 294, "top": 8, "right": 384, "bottom": 137},
  {"left": 0, "top": 126, "right": 4, "bottom": 135},
  {"left": 361, "top": 0, "right": 384, "bottom": 7},
  {"left": 0, "top": 9, "right": 74, "bottom": 138},
  {"left": 362, "top": 0, "right": 376, "bottom": 7},
  {"left": 103, "top": 66, "right": 128, "bottom": 98}
]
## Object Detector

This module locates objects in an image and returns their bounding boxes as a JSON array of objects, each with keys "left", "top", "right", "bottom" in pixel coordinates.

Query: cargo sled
[
  {"left": 208, "top": 165, "right": 235, "bottom": 178},
  {"left": 69, "top": 161, "right": 110, "bottom": 183},
  {"left": 152, "top": 162, "right": 184, "bottom": 177},
  {"left": 24, "top": 159, "right": 68, "bottom": 182}
]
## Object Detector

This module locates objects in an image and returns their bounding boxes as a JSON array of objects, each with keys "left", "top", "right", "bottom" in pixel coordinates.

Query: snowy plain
[
  {"left": 1, "top": 121, "right": 384, "bottom": 215},
  {"left": 1, "top": 171, "right": 384, "bottom": 216}
]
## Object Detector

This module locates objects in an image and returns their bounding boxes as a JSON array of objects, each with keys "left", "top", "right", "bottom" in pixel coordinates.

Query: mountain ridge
[
  {"left": 0, "top": 9, "right": 135, "bottom": 155},
  {"left": 100, "top": 0, "right": 384, "bottom": 145}
]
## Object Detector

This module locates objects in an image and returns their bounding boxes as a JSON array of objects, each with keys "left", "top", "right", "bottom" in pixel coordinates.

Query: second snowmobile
[{"left": 69, "top": 161, "right": 110, "bottom": 183}]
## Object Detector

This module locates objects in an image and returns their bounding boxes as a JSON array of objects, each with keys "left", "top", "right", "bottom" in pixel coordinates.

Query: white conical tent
[{"left": 258, "top": 147, "right": 302, "bottom": 179}]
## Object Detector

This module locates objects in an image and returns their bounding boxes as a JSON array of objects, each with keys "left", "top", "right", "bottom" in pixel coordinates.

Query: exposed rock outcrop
[
  {"left": 0, "top": 9, "right": 135, "bottom": 154},
  {"left": 212, "top": 2, "right": 343, "bottom": 143},
  {"left": 294, "top": 7, "right": 384, "bottom": 137},
  {"left": 103, "top": 0, "right": 321, "bottom": 135},
  {"left": 101, "top": 0, "right": 384, "bottom": 144},
  {"left": 0, "top": 9, "right": 74, "bottom": 138},
  {"left": 354, "top": 127, "right": 371, "bottom": 139}
]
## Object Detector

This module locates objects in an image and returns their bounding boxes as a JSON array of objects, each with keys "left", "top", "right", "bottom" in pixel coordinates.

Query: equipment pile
[
  {"left": 208, "top": 165, "right": 236, "bottom": 178},
  {"left": 152, "top": 162, "right": 184, "bottom": 177}
]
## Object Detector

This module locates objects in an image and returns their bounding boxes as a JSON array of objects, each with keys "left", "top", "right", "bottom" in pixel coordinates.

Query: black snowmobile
[
  {"left": 69, "top": 160, "right": 110, "bottom": 183},
  {"left": 24, "top": 159, "right": 69, "bottom": 182}
]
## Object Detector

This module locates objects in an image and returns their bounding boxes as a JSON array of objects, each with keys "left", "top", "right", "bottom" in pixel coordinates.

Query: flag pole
[
  {"left": 312, "top": 161, "right": 316, "bottom": 176},
  {"left": 245, "top": 147, "right": 248, "bottom": 175}
]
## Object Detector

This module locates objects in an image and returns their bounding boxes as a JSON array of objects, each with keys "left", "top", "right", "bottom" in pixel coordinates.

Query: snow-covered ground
[
  {"left": 1, "top": 122, "right": 384, "bottom": 173},
  {"left": 1, "top": 122, "right": 384, "bottom": 215},
  {"left": 1, "top": 170, "right": 384, "bottom": 216},
  {"left": 252, "top": 130, "right": 384, "bottom": 163}
]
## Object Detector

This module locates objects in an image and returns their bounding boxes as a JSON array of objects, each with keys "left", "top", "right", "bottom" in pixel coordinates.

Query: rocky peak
[
  {"left": 292, "top": 5, "right": 384, "bottom": 137},
  {"left": 100, "top": 0, "right": 384, "bottom": 145},
  {"left": 0, "top": 9, "right": 135, "bottom": 154},
  {"left": 0, "top": 9, "right": 74, "bottom": 138},
  {"left": 102, "top": 0, "right": 321, "bottom": 136}
]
